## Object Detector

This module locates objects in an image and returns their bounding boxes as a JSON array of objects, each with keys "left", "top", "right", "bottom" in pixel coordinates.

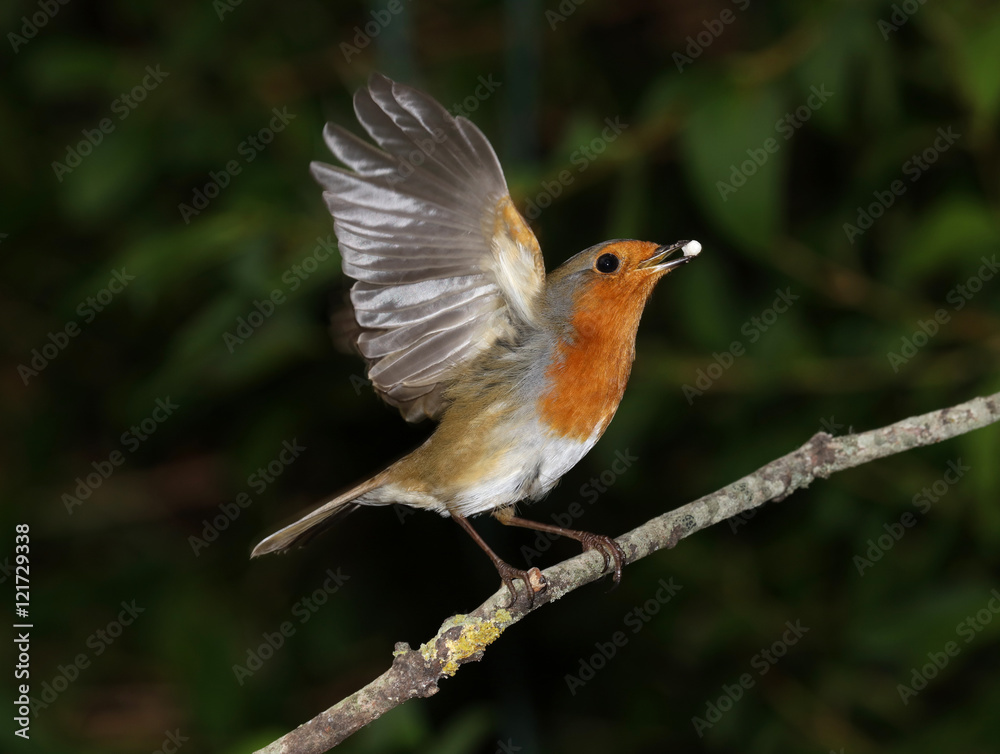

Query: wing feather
[{"left": 312, "top": 73, "right": 544, "bottom": 421}]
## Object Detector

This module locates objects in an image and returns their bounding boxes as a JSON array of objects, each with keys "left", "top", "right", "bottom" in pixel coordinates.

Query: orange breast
[{"left": 537, "top": 272, "right": 653, "bottom": 441}]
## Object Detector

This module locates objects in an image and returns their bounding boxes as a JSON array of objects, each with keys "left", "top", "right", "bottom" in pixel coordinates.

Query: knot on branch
[
  {"left": 766, "top": 431, "right": 835, "bottom": 502},
  {"left": 807, "top": 431, "right": 837, "bottom": 478}
]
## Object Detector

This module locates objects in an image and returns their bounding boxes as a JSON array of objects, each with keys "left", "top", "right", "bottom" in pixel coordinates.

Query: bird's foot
[
  {"left": 493, "top": 511, "right": 628, "bottom": 586},
  {"left": 452, "top": 513, "right": 549, "bottom": 608},
  {"left": 577, "top": 532, "right": 626, "bottom": 584},
  {"left": 494, "top": 562, "right": 547, "bottom": 608}
]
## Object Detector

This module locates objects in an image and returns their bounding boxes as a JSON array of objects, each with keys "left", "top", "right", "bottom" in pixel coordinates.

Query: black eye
[{"left": 595, "top": 253, "right": 620, "bottom": 274}]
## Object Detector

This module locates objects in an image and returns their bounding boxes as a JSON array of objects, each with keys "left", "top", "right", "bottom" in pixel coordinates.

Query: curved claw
[
  {"left": 495, "top": 563, "right": 547, "bottom": 608},
  {"left": 579, "top": 533, "right": 626, "bottom": 584}
]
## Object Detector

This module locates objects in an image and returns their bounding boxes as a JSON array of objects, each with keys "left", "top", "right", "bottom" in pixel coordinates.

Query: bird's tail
[{"left": 250, "top": 476, "right": 382, "bottom": 557}]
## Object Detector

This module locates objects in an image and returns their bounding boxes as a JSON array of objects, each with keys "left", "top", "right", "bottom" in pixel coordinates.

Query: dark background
[{"left": 3, "top": 0, "right": 1000, "bottom": 752}]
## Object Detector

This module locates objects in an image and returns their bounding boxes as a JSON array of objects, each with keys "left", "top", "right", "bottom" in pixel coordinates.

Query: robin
[{"left": 252, "top": 73, "right": 701, "bottom": 604}]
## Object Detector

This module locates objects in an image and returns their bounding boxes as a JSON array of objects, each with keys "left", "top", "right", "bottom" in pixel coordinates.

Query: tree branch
[{"left": 255, "top": 391, "right": 1000, "bottom": 754}]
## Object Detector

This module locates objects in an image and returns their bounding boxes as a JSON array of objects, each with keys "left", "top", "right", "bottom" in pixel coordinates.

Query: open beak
[{"left": 636, "top": 240, "right": 702, "bottom": 272}]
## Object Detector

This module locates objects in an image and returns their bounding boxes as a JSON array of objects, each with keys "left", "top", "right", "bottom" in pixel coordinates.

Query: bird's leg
[
  {"left": 494, "top": 508, "right": 626, "bottom": 584},
  {"left": 452, "top": 513, "right": 547, "bottom": 607}
]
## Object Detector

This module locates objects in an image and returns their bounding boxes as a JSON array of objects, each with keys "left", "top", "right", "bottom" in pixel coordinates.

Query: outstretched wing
[{"left": 311, "top": 73, "right": 544, "bottom": 422}]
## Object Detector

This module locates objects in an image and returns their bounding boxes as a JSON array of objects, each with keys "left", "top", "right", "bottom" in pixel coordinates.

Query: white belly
[
  {"left": 359, "top": 421, "right": 599, "bottom": 518},
  {"left": 445, "top": 421, "right": 599, "bottom": 517}
]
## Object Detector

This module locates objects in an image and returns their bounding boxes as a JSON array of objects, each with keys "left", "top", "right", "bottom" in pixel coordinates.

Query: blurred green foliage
[{"left": 2, "top": 0, "right": 999, "bottom": 752}]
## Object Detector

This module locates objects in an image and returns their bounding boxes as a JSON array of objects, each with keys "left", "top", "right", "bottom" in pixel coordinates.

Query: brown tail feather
[{"left": 251, "top": 477, "right": 380, "bottom": 557}]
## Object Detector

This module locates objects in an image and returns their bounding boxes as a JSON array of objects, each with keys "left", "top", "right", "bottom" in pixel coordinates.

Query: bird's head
[{"left": 544, "top": 239, "right": 701, "bottom": 341}]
